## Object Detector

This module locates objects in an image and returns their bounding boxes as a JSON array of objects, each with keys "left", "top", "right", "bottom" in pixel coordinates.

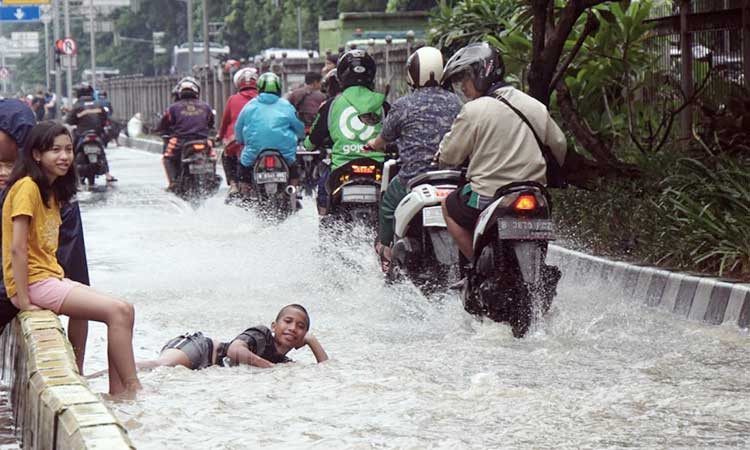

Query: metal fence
[
  {"left": 645, "top": 0, "right": 749, "bottom": 134},
  {"left": 99, "top": 43, "right": 414, "bottom": 130}
]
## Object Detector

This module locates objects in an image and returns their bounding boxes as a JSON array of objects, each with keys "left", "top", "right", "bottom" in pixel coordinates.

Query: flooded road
[{"left": 79, "top": 147, "right": 750, "bottom": 449}]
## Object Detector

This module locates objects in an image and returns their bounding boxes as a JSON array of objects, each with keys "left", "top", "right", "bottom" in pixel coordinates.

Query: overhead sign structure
[
  {"left": 0, "top": 5, "right": 40, "bottom": 22},
  {"left": 0, "top": 1, "right": 50, "bottom": 4}
]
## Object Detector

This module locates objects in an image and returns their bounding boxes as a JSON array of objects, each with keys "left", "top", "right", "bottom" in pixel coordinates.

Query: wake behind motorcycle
[
  {"left": 385, "top": 161, "right": 461, "bottom": 291},
  {"left": 169, "top": 137, "right": 221, "bottom": 202},
  {"left": 321, "top": 157, "right": 382, "bottom": 229},
  {"left": 296, "top": 147, "right": 322, "bottom": 197},
  {"left": 462, "top": 181, "right": 561, "bottom": 337},
  {"left": 75, "top": 131, "right": 107, "bottom": 188},
  {"left": 247, "top": 149, "right": 300, "bottom": 220}
]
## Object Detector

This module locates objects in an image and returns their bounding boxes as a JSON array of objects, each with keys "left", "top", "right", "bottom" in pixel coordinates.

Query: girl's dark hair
[
  {"left": 6, "top": 121, "right": 77, "bottom": 207},
  {"left": 276, "top": 304, "right": 310, "bottom": 330}
]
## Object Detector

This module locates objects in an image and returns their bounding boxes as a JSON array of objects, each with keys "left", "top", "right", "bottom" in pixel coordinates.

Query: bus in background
[{"left": 172, "top": 42, "right": 231, "bottom": 75}]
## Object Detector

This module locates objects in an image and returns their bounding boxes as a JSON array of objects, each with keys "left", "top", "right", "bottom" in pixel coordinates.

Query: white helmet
[
  {"left": 177, "top": 76, "right": 200, "bottom": 97},
  {"left": 406, "top": 46, "right": 444, "bottom": 89},
  {"left": 233, "top": 67, "right": 258, "bottom": 90}
]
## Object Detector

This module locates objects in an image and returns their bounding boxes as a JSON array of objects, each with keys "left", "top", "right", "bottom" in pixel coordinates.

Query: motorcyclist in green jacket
[{"left": 305, "top": 49, "right": 389, "bottom": 215}]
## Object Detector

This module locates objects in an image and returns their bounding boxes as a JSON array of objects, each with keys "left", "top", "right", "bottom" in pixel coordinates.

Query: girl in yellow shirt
[{"left": 1, "top": 121, "right": 141, "bottom": 397}]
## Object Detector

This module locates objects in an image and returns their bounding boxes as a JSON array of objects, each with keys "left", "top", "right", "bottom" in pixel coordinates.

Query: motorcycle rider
[
  {"left": 234, "top": 72, "right": 305, "bottom": 195},
  {"left": 364, "top": 46, "right": 463, "bottom": 271},
  {"left": 217, "top": 68, "right": 259, "bottom": 196},
  {"left": 303, "top": 68, "right": 340, "bottom": 151},
  {"left": 156, "top": 76, "right": 214, "bottom": 191},
  {"left": 65, "top": 83, "right": 117, "bottom": 182},
  {"left": 286, "top": 71, "right": 326, "bottom": 129},
  {"left": 438, "top": 42, "right": 567, "bottom": 261},
  {"left": 305, "top": 49, "right": 389, "bottom": 215}
]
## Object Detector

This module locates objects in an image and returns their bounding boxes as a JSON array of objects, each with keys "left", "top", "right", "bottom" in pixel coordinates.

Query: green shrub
[{"left": 655, "top": 156, "right": 750, "bottom": 277}]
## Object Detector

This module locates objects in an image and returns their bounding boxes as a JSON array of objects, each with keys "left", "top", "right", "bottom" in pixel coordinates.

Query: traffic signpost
[{"left": 0, "top": 6, "right": 41, "bottom": 22}]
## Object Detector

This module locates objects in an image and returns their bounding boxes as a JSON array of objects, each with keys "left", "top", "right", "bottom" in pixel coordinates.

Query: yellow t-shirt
[{"left": 2, "top": 176, "right": 64, "bottom": 298}]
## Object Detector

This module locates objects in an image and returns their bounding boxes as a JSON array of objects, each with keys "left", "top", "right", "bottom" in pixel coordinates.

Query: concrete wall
[{"left": 0, "top": 311, "right": 135, "bottom": 449}]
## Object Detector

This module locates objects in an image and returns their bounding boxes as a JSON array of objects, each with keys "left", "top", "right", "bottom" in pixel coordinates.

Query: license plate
[
  {"left": 256, "top": 171, "right": 287, "bottom": 183},
  {"left": 342, "top": 185, "right": 377, "bottom": 203},
  {"left": 497, "top": 219, "right": 555, "bottom": 240},
  {"left": 189, "top": 163, "right": 213, "bottom": 174},
  {"left": 87, "top": 154, "right": 98, "bottom": 164},
  {"left": 303, "top": 155, "right": 313, "bottom": 162},
  {"left": 422, "top": 205, "right": 446, "bottom": 227},
  {"left": 83, "top": 145, "right": 100, "bottom": 155}
]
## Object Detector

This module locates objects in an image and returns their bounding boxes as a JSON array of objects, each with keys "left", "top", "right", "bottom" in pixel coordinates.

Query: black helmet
[
  {"left": 75, "top": 82, "right": 94, "bottom": 98},
  {"left": 321, "top": 69, "right": 340, "bottom": 97},
  {"left": 336, "top": 49, "right": 376, "bottom": 90},
  {"left": 441, "top": 42, "right": 505, "bottom": 94}
]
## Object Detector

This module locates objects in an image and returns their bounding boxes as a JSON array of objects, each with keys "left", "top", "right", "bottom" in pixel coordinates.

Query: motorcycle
[
  {"left": 170, "top": 137, "right": 221, "bottom": 202},
  {"left": 384, "top": 160, "right": 461, "bottom": 291},
  {"left": 296, "top": 146, "right": 322, "bottom": 197},
  {"left": 74, "top": 131, "right": 107, "bottom": 188},
  {"left": 461, "top": 181, "right": 561, "bottom": 338},
  {"left": 321, "top": 157, "right": 383, "bottom": 228},
  {"left": 248, "top": 149, "right": 299, "bottom": 219}
]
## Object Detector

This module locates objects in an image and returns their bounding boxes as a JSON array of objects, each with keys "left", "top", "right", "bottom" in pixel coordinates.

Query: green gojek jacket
[{"left": 327, "top": 86, "right": 386, "bottom": 169}]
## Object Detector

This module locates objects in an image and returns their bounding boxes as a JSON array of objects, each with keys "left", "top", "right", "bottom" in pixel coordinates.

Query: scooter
[
  {"left": 384, "top": 160, "right": 462, "bottom": 292},
  {"left": 248, "top": 149, "right": 300, "bottom": 220},
  {"left": 461, "top": 181, "right": 561, "bottom": 337},
  {"left": 171, "top": 138, "right": 221, "bottom": 202},
  {"left": 74, "top": 131, "right": 107, "bottom": 188},
  {"left": 321, "top": 157, "right": 383, "bottom": 228}
]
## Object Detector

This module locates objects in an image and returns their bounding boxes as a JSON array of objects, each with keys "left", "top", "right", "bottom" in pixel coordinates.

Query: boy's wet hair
[{"left": 276, "top": 304, "right": 310, "bottom": 330}]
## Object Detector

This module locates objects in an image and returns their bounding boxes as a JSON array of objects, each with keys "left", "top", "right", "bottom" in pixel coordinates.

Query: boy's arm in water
[
  {"left": 10, "top": 216, "right": 38, "bottom": 311},
  {"left": 301, "top": 334, "right": 328, "bottom": 363},
  {"left": 226, "top": 340, "right": 275, "bottom": 368}
]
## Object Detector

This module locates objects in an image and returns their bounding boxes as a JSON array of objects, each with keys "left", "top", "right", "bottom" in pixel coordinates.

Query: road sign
[
  {"left": 61, "top": 37, "right": 77, "bottom": 56},
  {"left": 61, "top": 54, "right": 76, "bottom": 69},
  {"left": 0, "top": 6, "right": 41, "bottom": 22}
]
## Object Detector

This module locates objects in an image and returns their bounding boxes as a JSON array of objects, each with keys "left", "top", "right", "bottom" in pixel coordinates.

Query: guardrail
[{"left": 0, "top": 311, "right": 134, "bottom": 449}]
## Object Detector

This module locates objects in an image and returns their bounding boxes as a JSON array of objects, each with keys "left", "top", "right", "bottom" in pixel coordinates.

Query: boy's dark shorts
[
  {"left": 444, "top": 184, "right": 493, "bottom": 230},
  {"left": 237, "top": 162, "right": 301, "bottom": 184},
  {"left": 161, "top": 332, "right": 214, "bottom": 370}
]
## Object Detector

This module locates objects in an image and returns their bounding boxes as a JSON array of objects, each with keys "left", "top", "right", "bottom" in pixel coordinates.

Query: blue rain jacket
[{"left": 236, "top": 93, "right": 305, "bottom": 167}]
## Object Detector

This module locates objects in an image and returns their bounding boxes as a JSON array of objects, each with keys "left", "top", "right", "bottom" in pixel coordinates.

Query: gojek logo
[{"left": 339, "top": 106, "right": 376, "bottom": 142}]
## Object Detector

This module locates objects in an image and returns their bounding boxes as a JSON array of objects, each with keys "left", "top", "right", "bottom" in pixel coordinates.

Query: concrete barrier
[
  {"left": 119, "top": 135, "right": 162, "bottom": 155},
  {"left": 548, "top": 245, "right": 750, "bottom": 328},
  {"left": 0, "top": 311, "right": 134, "bottom": 449}
]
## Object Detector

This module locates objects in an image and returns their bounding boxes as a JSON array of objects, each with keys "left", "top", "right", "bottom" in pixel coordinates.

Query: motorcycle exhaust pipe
[{"left": 285, "top": 185, "right": 297, "bottom": 196}]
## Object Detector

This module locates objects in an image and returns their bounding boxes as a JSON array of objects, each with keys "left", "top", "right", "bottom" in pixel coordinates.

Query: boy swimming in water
[{"left": 142, "top": 304, "right": 327, "bottom": 370}]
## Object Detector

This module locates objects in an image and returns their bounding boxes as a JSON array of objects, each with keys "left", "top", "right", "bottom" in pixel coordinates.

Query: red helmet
[{"left": 224, "top": 59, "right": 241, "bottom": 73}]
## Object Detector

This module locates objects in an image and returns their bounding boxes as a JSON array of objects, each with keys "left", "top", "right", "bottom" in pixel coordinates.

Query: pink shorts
[{"left": 11, "top": 278, "right": 83, "bottom": 314}]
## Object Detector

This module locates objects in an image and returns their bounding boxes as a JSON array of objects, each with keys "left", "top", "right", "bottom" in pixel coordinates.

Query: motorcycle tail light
[
  {"left": 192, "top": 144, "right": 207, "bottom": 151},
  {"left": 352, "top": 165, "right": 376, "bottom": 174},
  {"left": 436, "top": 188, "right": 453, "bottom": 198},
  {"left": 513, "top": 195, "right": 537, "bottom": 211},
  {"left": 264, "top": 156, "right": 277, "bottom": 169}
]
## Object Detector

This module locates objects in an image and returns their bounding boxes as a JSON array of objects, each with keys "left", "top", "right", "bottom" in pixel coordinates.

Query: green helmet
[{"left": 257, "top": 72, "right": 282, "bottom": 96}]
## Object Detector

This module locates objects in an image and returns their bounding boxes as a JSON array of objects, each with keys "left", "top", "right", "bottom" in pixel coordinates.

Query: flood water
[{"left": 79, "top": 147, "right": 750, "bottom": 449}]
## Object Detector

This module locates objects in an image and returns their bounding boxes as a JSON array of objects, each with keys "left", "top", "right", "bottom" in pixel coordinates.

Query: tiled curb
[
  {"left": 547, "top": 245, "right": 750, "bottom": 328},
  {"left": 1, "top": 311, "right": 135, "bottom": 449}
]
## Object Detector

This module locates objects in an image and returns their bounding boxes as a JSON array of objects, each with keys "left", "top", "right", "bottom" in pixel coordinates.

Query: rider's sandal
[{"left": 376, "top": 243, "right": 392, "bottom": 274}]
